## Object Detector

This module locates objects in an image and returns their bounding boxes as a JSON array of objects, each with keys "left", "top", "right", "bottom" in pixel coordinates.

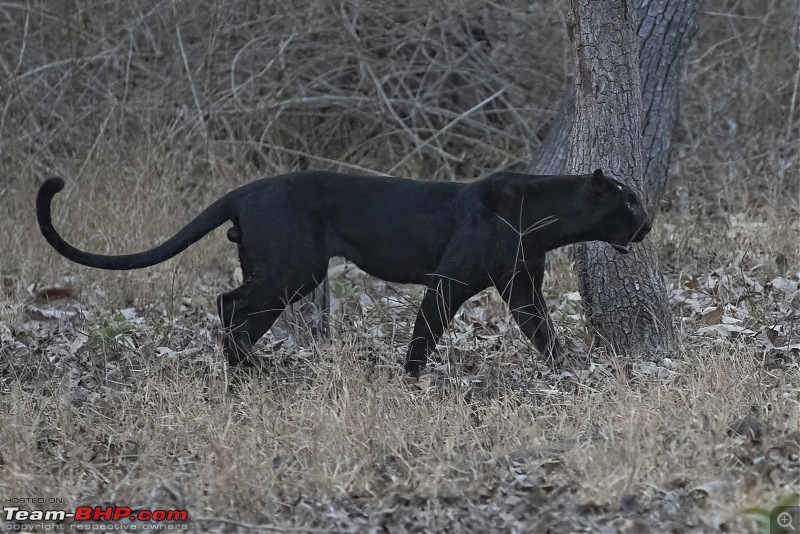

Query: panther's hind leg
[
  {"left": 221, "top": 206, "right": 328, "bottom": 366},
  {"left": 216, "top": 266, "right": 327, "bottom": 367},
  {"left": 217, "top": 283, "right": 284, "bottom": 367}
]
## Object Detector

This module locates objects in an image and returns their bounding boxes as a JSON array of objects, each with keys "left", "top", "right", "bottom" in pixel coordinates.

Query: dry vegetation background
[{"left": 0, "top": 0, "right": 798, "bottom": 532}]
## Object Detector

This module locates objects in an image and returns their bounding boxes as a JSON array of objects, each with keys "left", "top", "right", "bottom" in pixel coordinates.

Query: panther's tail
[{"left": 37, "top": 177, "right": 237, "bottom": 270}]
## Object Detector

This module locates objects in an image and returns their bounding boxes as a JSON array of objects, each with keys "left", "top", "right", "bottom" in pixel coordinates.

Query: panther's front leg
[
  {"left": 404, "top": 272, "right": 481, "bottom": 376},
  {"left": 497, "top": 258, "right": 561, "bottom": 363},
  {"left": 403, "top": 232, "right": 490, "bottom": 376}
]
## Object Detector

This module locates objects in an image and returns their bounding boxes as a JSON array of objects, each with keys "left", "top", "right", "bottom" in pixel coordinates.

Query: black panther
[{"left": 37, "top": 169, "right": 651, "bottom": 376}]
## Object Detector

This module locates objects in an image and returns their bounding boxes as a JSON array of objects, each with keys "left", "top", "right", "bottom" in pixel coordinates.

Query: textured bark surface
[
  {"left": 530, "top": 0, "right": 701, "bottom": 212},
  {"left": 636, "top": 0, "right": 702, "bottom": 210},
  {"left": 567, "top": 0, "right": 675, "bottom": 354},
  {"left": 529, "top": 96, "right": 575, "bottom": 175}
]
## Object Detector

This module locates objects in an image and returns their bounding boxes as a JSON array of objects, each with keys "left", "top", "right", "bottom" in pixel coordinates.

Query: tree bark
[
  {"left": 528, "top": 0, "right": 700, "bottom": 356},
  {"left": 566, "top": 0, "right": 675, "bottom": 355},
  {"left": 636, "top": 0, "right": 702, "bottom": 210},
  {"left": 529, "top": 95, "right": 575, "bottom": 176},
  {"left": 530, "top": 0, "right": 701, "bottom": 214}
]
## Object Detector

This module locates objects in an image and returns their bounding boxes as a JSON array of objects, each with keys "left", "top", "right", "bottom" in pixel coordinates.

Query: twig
[
  {"left": 14, "top": 7, "right": 29, "bottom": 72},
  {"left": 388, "top": 88, "right": 505, "bottom": 174},
  {"left": 172, "top": 8, "right": 209, "bottom": 147},
  {"left": 76, "top": 99, "right": 118, "bottom": 180},
  {"left": 218, "top": 139, "right": 390, "bottom": 176}
]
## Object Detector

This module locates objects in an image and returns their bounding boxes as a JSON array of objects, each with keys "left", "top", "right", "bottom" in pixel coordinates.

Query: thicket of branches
[
  {"left": 0, "top": 1, "right": 571, "bottom": 185},
  {"left": 0, "top": 0, "right": 796, "bottom": 215}
]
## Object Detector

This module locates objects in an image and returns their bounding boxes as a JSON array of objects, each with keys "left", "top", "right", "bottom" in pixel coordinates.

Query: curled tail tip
[
  {"left": 37, "top": 177, "right": 66, "bottom": 240},
  {"left": 41, "top": 176, "right": 66, "bottom": 195}
]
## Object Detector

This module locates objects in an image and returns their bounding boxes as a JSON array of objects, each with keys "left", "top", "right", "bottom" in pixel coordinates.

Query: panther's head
[{"left": 584, "top": 168, "right": 652, "bottom": 254}]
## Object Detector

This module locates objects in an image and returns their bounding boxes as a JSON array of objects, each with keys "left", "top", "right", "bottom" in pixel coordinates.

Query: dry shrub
[
  {"left": 1, "top": 0, "right": 565, "bottom": 183},
  {"left": 1, "top": 0, "right": 567, "bottom": 305},
  {"left": 671, "top": 0, "right": 800, "bottom": 214}
]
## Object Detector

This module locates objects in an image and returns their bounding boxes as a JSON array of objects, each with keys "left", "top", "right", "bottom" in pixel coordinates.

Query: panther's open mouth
[
  {"left": 633, "top": 227, "right": 650, "bottom": 243},
  {"left": 612, "top": 220, "right": 652, "bottom": 254}
]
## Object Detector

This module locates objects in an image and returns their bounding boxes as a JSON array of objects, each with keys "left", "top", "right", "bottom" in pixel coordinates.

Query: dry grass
[
  {"left": 1, "top": 326, "right": 796, "bottom": 531},
  {"left": 1, "top": 0, "right": 798, "bottom": 531}
]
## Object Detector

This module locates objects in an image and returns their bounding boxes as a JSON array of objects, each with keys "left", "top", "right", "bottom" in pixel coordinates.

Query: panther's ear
[{"left": 588, "top": 168, "right": 608, "bottom": 192}]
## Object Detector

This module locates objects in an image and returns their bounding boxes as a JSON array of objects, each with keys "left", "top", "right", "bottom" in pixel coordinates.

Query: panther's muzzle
[{"left": 611, "top": 218, "right": 652, "bottom": 254}]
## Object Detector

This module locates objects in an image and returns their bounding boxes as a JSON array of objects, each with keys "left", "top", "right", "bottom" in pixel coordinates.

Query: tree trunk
[
  {"left": 636, "top": 1, "right": 702, "bottom": 210},
  {"left": 530, "top": 0, "right": 701, "bottom": 213},
  {"left": 529, "top": 95, "right": 575, "bottom": 176},
  {"left": 567, "top": 0, "right": 674, "bottom": 355},
  {"left": 528, "top": 0, "right": 699, "bottom": 355}
]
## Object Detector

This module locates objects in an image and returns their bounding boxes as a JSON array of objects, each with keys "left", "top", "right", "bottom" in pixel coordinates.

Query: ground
[{"left": 2, "top": 231, "right": 798, "bottom": 531}]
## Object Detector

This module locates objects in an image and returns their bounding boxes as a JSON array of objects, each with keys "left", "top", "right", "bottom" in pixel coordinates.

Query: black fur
[{"left": 37, "top": 169, "right": 651, "bottom": 376}]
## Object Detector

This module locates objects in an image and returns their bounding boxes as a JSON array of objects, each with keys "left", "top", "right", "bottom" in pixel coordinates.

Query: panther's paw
[{"left": 403, "top": 360, "right": 425, "bottom": 378}]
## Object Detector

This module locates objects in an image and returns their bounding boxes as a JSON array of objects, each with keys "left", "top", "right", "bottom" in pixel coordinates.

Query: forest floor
[{"left": 1, "top": 204, "right": 798, "bottom": 532}]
